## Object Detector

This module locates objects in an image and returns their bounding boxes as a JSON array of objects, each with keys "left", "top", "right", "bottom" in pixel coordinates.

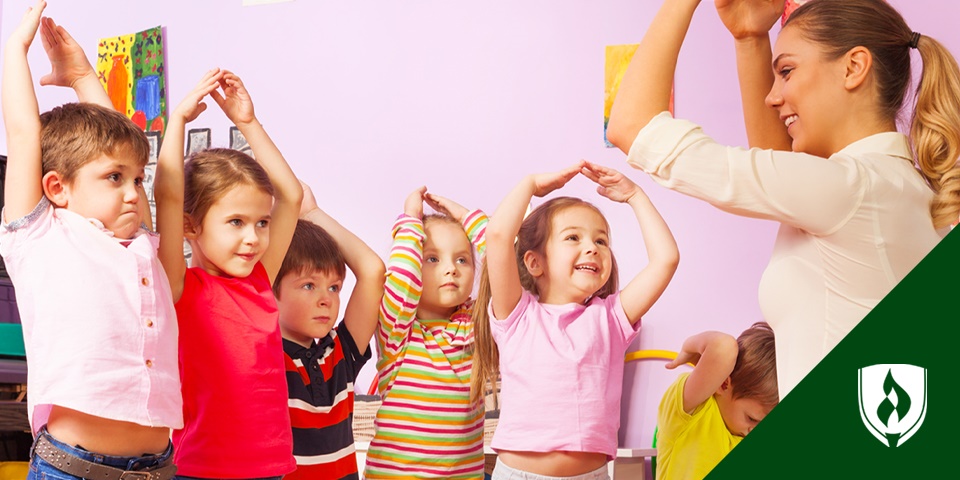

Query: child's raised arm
[
  {"left": 581, "top": 161, "right": 679, "bottom": 325},
  {"left": 2, "top": 0, "right": 47, "bottom": 222},
  {"left": 210, "top": 71, "right": 303, "bottom": 284},
  {"left": 486, "top": 162, "right": 583, "bottom": 320},
  {"left": 155, "top": 68, "right": 223, "bottom": 301},
  {"left": 605, "top": 0, "right": 701, "bottom": 153},
  {"left": 666, "top": 331, "right": 738, "bottom": 414},
  {"left": 715, "top": 0, "right": 792, "bottom": 150},
  {"left": 300, "top": 181, "right": 385, "bottom": 355},
  {"left": 37, "top": 16, "right": 110, "bottom": 108}
]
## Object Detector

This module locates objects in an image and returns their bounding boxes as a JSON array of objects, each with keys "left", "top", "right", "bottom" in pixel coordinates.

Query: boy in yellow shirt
[{"left": 656, "top": 322, "right": 778, "bottom": 480}]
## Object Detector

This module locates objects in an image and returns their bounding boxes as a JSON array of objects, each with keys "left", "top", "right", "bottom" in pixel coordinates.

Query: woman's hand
[{"left": 715, "top": 0, "right": 785, "bottom": 40}]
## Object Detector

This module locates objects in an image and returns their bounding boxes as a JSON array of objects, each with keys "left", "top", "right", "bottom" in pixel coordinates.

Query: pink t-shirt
[
  {"left": 490, "top": 290, "right": 640, "bottom": 458},
  {"left": 0, "top": 198, "right": 182, "bottom": 433},
  {"left": 173, "top": 263, "right": 295, "bottom": 478}
]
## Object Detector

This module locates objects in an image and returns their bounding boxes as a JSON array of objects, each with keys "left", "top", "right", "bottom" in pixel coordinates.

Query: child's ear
[
  {"left": 41, "top": 171, "right": 69, "bottom": 208},
  {"left": 183, "top": 214, "right": 200, "bottom": 239},
  {"left": 522, "top": 251, "right": 543, "bottom": 278},
  {"left": 716, "top": 377, "right": 733, "bottom": 396}
]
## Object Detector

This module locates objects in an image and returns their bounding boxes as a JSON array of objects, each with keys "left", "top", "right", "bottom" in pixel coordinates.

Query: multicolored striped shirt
[
  {"left": 364, "top": 210, "right": 488, "bottom": 480},
  {"left": 283, "top": 321, "right": 371, "bottom": 480}
]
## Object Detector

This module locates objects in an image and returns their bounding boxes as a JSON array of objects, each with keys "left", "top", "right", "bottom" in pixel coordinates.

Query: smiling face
[
  {"left": 418, "top": 219, "right": 476, "bottom": 320},
  {"left": 277, "top": 268, "right": 343, "bottom": 347},
  {"left": 51, "top": 153, "right": 145, "bottom": 239},
  {"left": 530, "top": 205, "right": 613, "bottom": 305},
  {"left": 766, "top": 25, "right": 849, "bottom": 158},
  {"left": 187, "top": 183, "right": 273, "bottom": 278}
]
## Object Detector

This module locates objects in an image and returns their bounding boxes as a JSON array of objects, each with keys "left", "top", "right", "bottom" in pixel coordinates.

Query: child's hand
[
  {"left": 581, "top": 161, "right": 641, "bottom": 204},
  {"left": 7, "top": 0, "right": 46, "bottom": 50},
  {"left": 299, "top": 180, "right": 319, "bottom": 217},
  {"left": 715, "top": 0, "right": 784, "bottom": 40},
  {"left": 424, "top": 193, "right": 468, "bottom": 223},
  {"left": 172, "top": 68, "right": 223, "bottom": 123},
  {"left": 530, "top": 161, "right": 586, "bottom": 197},
  {"left": 37, "top": 17, "right": 92, "bottom": 88},
  {"left": 404, "top": 186, "right": 427, "bottom": 218},
  {"left": 210, "top": 70, "right": 256, "bottom": 126},
  {"left": 666, "top": 350, "right": 700, "bottom": 370}
]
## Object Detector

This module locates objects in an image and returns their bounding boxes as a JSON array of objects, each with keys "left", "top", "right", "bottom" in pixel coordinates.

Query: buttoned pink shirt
[
  {"left": 0, "top": 198, "right": 182, "bottom": 433},
  {"left": 490, "top": 290, "right": 640, "bottom": 459}
]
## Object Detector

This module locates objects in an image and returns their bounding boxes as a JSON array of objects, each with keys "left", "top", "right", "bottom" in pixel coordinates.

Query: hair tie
[{"left": 909, "top": 31, "right": 921, "bottom": 49}]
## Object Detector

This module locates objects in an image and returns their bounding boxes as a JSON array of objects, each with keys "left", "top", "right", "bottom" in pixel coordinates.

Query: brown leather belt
[{"left": 33, "top": 434, "right": 177, "bottom": 480}]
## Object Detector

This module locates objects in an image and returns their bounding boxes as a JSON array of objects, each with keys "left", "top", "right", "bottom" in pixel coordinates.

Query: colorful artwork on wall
[
  {"left": 782, "top": 0, "right": 811, "bottom": 26},
  {"left": 97, "top": 26, "right": 166, "bottom": 134},
  {"left": 604, "top": 44, "right": 674, "bottom": 148}
]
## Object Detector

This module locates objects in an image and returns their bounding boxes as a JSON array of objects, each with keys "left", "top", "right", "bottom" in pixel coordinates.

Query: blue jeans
[{"left": 28, "top": 426, "right": 174, "bottom": 480}]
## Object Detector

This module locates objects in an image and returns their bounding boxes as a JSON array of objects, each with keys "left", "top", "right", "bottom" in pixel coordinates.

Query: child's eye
[
  {"left": 134, "top": 177, "right": 144, "bottom": 187},
  {"left": 456, "top": 257, "right": 468, "bottom": 265},
  {"left": 425, "top": 256, "right": 439, "bottom": 263},
  {"left": 596, "top": 239, "right": 608, "bottom": 247},
  {"left": 301, "top": 283, "right": 315, "bottom": 291},
  {"left": 329, "top": 284, "right": 341, "bottom": 293},
  {"left": 228, "top": 219, "right": 243, "bottom": 227},
  {"left": 565, "top": 234, "right": 579, "bottom": 241},
  {"left": 108, "top": 173, "right": 121, "bottom": 182},
  {"left": 257, "top": 220, "right": 269, "bottom": 228},
  {"left": 779, "top": 67, "right": 793, "bottom": 79}
]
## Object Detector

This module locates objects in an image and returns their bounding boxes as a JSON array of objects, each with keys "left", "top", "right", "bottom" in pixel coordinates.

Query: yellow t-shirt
[{"left": 656, "top": 372, "right": 742, "bottom": 480}]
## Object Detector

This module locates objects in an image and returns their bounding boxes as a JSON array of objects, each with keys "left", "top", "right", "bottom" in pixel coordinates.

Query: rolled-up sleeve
[{"left": 626, "top": 112, "right": 865, "bottom": 235}]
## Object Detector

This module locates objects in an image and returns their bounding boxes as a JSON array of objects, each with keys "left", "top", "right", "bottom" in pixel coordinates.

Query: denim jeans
[{"left": 28, "top": 426, "right": 174, "bottom": 480}]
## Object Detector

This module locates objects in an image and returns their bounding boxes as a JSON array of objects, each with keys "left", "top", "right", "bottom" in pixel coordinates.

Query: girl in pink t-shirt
[
  {"left": 155, "top": 69, "right": 302, "bottom": 479},
  {"left": 472, "top": 161, "right": 679, "bottom": 480}
]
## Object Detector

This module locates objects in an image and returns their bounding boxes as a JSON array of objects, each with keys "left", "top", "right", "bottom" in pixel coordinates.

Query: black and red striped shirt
[{"left": 283, "top": 321, "right": 371, "bottom": 480}]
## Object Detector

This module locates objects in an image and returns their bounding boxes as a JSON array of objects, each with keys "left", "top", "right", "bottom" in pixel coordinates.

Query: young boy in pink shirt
[{"left": 1, "top": 3, "right": 179, "bottom": 479}]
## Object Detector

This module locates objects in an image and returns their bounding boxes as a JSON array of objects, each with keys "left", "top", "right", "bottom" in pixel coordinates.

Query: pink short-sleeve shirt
[{"left": 489, "top": 290, "right": 640, "bottom": 458}]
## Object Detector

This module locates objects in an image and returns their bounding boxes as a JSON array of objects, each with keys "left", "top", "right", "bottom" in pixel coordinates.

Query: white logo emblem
[{"left": 858, "top": 364, "right": 927, "bottom": 447}]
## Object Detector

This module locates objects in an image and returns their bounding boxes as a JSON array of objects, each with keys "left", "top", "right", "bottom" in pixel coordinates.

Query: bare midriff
[
  {"left": 46, "top": 406, "right": 170, "bottom": 456},
  {"left": 496, "top": 450, "right": 608, "bottom": 477}
]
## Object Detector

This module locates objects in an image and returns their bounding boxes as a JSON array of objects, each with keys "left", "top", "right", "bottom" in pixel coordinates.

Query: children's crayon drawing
[
  {"left": 187, "top": 128, "right": 211, "bottom": 156},
  {"left": 97, "top": 26, "right": 166, "bottom": 134},
  {"left": 604, "top": 44, "right": 674, "bottom": 148}
]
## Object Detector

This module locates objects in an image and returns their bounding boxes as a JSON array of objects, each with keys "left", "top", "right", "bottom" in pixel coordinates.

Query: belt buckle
[{"left": 119, "top": 472, "right": 152, "bottom": 480}]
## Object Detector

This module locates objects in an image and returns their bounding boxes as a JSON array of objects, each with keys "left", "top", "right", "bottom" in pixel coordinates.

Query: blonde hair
[
  {"left": 787, "top": 0, "right": 960, "bottom": 228},
  {"left": 183, "top": 148, "right": 274, "bottom": 225},
  {"left": 470, "top": 197, "right": 619, "bottom": 404},
  {"left": 39, "top": 103, "right": 149, "bottom": 182}
]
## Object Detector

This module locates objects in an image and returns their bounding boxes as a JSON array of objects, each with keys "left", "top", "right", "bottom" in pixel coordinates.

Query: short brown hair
[
  {"left": 730, "top": 321, "right": 778, "bottom": 407},
  {"left": 183, "top": 148, "right": 274, "bottom": 225},
  {"left": 273, "top": 219, "right": 346, "bottom": 297},
  {"left": 39, "top": 103, "right": 149, "bottom": 182}
]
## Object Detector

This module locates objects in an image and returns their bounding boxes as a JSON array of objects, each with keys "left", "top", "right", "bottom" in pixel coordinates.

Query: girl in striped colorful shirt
[{"left": 364, "top": 187, "right": 488, "bottom": 480}]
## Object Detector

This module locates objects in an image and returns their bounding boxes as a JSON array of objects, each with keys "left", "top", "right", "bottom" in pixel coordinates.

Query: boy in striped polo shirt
[{"left": 273, "top": 182, "right": 385, "bottom": 480}]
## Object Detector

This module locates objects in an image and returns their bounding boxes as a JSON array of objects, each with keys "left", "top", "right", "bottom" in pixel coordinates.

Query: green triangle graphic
[{"left": 706, "top": 229, "right": 958, "bottom": 479}]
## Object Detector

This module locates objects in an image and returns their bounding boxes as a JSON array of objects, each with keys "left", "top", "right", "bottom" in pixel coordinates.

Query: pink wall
[{"left": 2, "top": 0, "right": 956, "bottom": 458}]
